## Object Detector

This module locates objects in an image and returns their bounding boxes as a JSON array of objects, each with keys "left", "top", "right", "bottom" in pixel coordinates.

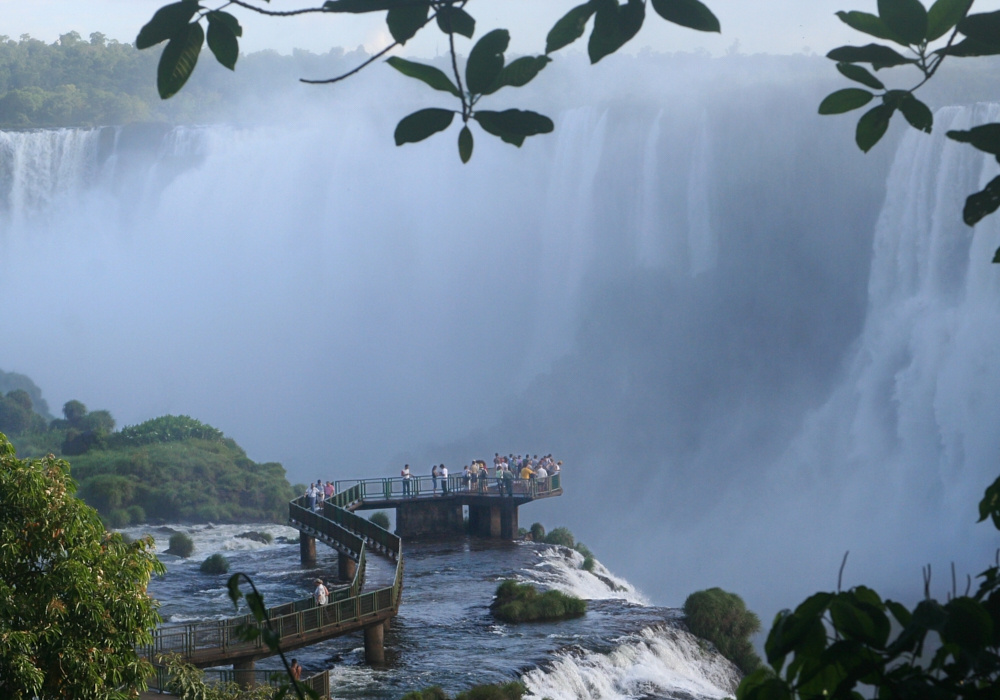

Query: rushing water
[{"left": 122, "top": 523, "right": 740, "bottom": 700}]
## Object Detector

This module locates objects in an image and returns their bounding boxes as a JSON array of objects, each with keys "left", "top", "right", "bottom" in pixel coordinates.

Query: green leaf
[
  {"left": 137, "top": 0, "right": 200, "bottom": 49},
  {"left": 547, "top": 2, "right": 597, "bottom": 53},
  {"left": 387, "top": 3, "right": 430, "bottom": 44},
  {"left": 964, "top": 175, "right": 1000, "bottom": 226},
  {"left": 898, "top": 94, "right": 933, "bottom": 132},
  {"left": 206, "top": 12, "right": 240, "bottom": 70},
  {"left": 588, "top": 0, "right": 646, "bottom": 64},
  {"left": 827, "top": 43, "right": 916, "bottom": 69},
  {"left": 819, "top": 88, "right": 874, "bottom": 115},
  {"left": 958, "top": 10, "right": 1000, "bottom": 44},
  {"left": 458, "top": 125, "right": 473, "bottom": 163},
  {"left": 246, "top": 591, "right": 267, "bottom": 620},
  {"left": 483, "top": 55, "right": 551, "bottom": 95},
  {"left": 878, "top": 0, "right": 928, "bottom": 44},
  {"left": 830, "top": 596, "right": 881, "bottom": 646},
  {"left": 837, "top": 62, "right": 885, "bottom": 89},
  {"left": 943, "top": 597, "right": 994, "bottom": 651},
  {"left": 394, "top": 108, "right": 455, "bottom": 146},
  {"left": 226, "top": 574, "right": 243, "bottom": 607},
  {"left": 978, "top": 475, "right": 1000, "bottom": 525},
  {"left": 466, "top": 29, "right": 509, "bottom": 95},
  {"left": 385, "top": 56, "right": 460, "bottom": 96},
  {"left": 474, "top": 109, "right": 554, "bottom": 147},
  {"left": 835, "top": 11, "right": 907, "bottom": 45},
  {"left": 938, "top": 36, "right": 1000, "bottom": 55},
  {"left": 436, "top": 6, "right": 475, "bottom": 38},
  {"left": 947, "top": 123, "right": 1000, "bottom": 155},
  {"left": 856, "top": 104, "right": 894, "bottom": 152},
  {"left": 927, "top": 0, "right": 972, "bottom": 41},
  {"left": 157, "top": 22, "right": 204, "bottom": 99},
  {"left": 650, "top": 0, "right": 720, "bottom": 32},
  {"left": 885, "top": 600, "right": 913, "bottom": 626}
]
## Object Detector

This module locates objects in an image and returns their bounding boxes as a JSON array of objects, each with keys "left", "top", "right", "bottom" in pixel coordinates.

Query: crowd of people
[{"left": 400, "top": 454, "right": 562, "bottom": 497}]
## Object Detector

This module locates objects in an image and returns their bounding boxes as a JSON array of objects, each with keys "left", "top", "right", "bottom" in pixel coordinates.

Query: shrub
[
  {"left": 369, "top": 511, "right": 390, "bottom": 530},
  {"left": 490, "top": 580, "right": 586, "bottom": 623},
  {"left": 573, "top": 542, "right": 596, "bottom": 571},
  {"left": 126, "top": 505, "right": 146, "bottom": 524},
  {"left": 401, "top": 687, "right": 448, "bottom": 700},
  {"left": 544, "top": 526, "right": 574, "bottom": 548},
  {"left": 107, "top": 508, "right": 131, "bottom": 528},
  {"left": 683, "top": 588, "right": 762, "bottom": 674},
  {"left": 530, "top": 522, "right": 545, "bottom": 541},
  {"left": 455, "top": 682, "right": 525, "bottom": 700},
  {"left": 199, "top": 553, "right": 230, "bottom": 574},
  {"left": 167, "top": 532, "right": 195, "bottom": 558},
  {"left": 236, "top": 530, "right": 273, "bottom": 544}
]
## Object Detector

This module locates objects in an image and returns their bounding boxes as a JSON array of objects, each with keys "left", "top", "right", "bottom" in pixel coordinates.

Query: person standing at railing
[
  {"left": 324, "top": 481, "right": 334, "bottom": 499},
  {"left": 401, "top": 464, "right": 412, "bottom": 496},
  {"left": 431, "top": 464, "right": 439, "bottom": 495},
  {"left": 462, "top": 465, "right": 471, "bottom": 491},
  {"left": 502, "top": 464, "right": 514, "bottom": 496},
  {"left": 440, "top": 464, "right": 449, "bottom": 495},
  {"left": 290, "top": 659, "right": 302, "bottom": 682},
  {"left": 313, "top": 579, "right": 329, "bottom": 606},
  {"left": 536, "top": 464, "right": 548, "bottom": 490},
  {"left": 307, "top": 483, "right": 319, "bottom": 511},
  {"left": 478, "top": 464, "right": 488, "bottom": 493}
]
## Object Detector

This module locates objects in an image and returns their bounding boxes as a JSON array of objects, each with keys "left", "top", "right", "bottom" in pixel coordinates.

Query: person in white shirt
[
  {"left": 536, "top": 465, "right": 548, "bottom": 490},
  {"left": 313, "top": 579, "right": 329, "bottom": 606},
  {"left": 401, "top": 464, "right": 412, "bottom": 497},
  {"left": 440, "top": 464, "right": 449, "bottom": 495}
]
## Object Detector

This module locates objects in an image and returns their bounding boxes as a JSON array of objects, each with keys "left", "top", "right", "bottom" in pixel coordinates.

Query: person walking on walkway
[
  {"left": 440, "top": 464, "right": 449, "bottom": 495},
  {"left": 313, "top": 578, "right": 329, "bottom": 606},
  {"left": 402, "top": 464, "right": 412, "bottom": 496},
  {"left": 307, "top": 483, "right": 318, "bottom": 511}
]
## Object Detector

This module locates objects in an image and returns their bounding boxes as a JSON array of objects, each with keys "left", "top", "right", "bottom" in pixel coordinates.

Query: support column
[
  {"left": 364, "top": 622, "right": 385, "bottom": 664},
  {"left": 383, "top": 616, "right": 392, "bottom": 633},
  {"left": 299, "top": 533, "right": 316, "bottom": 567},
  {"left": 233, "top": 658, "right": 256, "bottom": 688},
  {"left": 338, "top": 552, "right": 357, "bottom": 582},
  {"left": 489, "top": 505, "right": 502, "bottom": 538},
  {"left": 500, "top": 503, "right": 518, "bottom": 540},
  {"left": 396, "top": 500, "right": 465, "bottom": 538}
]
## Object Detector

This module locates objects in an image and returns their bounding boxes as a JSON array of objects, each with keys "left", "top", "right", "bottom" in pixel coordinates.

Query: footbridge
[{"left": 145, "top": 473, "right": 562, "bottom": 695}]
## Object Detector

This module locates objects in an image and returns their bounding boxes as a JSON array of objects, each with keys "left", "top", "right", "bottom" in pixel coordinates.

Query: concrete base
[
  {"left": 396, "top": 499, "right": 464, "bottom": 538},
  {"left": 233, "top": 658, "right": 255, "bottom": 688},
  {"left": 469, "top": 502, "right": 518, "bottom": 539},
  {"left": 300, "top": 534, "right": 316, "bottom": 567},
  {"left": 338, "top": 552, "right": 357, "bottom": 582},
  {"left": 364, "top": 622, "right": 385, "bottom": 665}
]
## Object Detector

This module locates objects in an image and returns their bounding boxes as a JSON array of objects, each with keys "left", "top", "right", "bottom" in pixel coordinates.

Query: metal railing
[
  {"left": 148, "top": 665, "right": 330, "bottom": 698},
  {"left": 326, "top": 473, "right": 562, "bottom": 502}
]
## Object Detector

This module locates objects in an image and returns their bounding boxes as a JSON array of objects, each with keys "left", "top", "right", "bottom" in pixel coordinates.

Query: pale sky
[{"left": 9, "top": 0, "right": 1000, "bottom": 58}]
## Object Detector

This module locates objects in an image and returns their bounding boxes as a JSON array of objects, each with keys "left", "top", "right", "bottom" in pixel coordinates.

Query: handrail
[
  {"left": 148, "top": 665, "right": 330, "bottom": 698},
  {"left": 331, "top": 474, "right": 562, "bottom": 502}
]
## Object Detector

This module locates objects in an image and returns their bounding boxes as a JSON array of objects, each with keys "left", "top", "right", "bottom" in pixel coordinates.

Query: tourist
[
  {"left": 306, "top": 483, "right": 318, "bottom": 511},
  {"left": 462, "top": 465, "right": 471, "bottom": 491},
  {"left": 290, "top": 659, "right": 302, "bottom": 682},
  {"left": 503, "top": 465, "right": 514, "bottom": 496},
  {"left": 440, "top": 464, "right": 449, "bottom": 495},
  {"left": 478, "top": 464, "right": 488, "bottom": 493},
  {"left": 520, "top": 463, "right": 535, "bottom": 480},
  {"left": 324, "top": 481, "right": 334, "bottom": 499},
  {"left": 431, "top": 464, "right": 439, "bottom": 495},
  {"left": 401, "top": 464, "right": 412, "bottom": 496},
  {"left": 313, "top": 578, "right": 329, "bottom": 606},
  {"left": 536, "top": 464, "right": 548, "bottom": 490}
]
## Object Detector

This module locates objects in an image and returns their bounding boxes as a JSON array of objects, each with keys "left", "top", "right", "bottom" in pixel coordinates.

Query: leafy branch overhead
[
  {"left": 822, "top": 0, "right": 1000, "bottom": 248},
  {"left": 138, "top": 0, "right": 720, "bottom": 162}
]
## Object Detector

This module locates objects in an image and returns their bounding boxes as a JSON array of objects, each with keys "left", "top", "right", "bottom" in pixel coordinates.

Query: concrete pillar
[
  {"left": 338, "top": 552, "right": 357, "bottom": 582},
  {"left": 396, "top": 500, "right": 464, "bottom": 538},
  {"left": 364, "top": 622, "right": 385, "bottom": 664},
  {"left": 501, "top": 503, "right": 518, "bottom": 540},
  {"left": 233, "top": 658, "right": 255, "bottom": 688},
  {"left": 383, "top": 616, "right": 392, "bottom": 633},
  {"left": 299, "top": 533, "right": 316, "bottom": 567},
  {"left": 489, "top": 505, "right": 502, "bottom": 538}
]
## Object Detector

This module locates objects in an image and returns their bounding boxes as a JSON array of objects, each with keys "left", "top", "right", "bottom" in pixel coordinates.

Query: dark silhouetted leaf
[
  {"left": 827, "top": 43, "right": 916, "bottom": 69},
  {"left": 650, "top": 0, "right": 720, "bottom": 32},
  {"left": 386, "top": 56, "right": 460, "bottom": 96},
  {"left": 547, "top": 2, "right": 597, "bottom": 53},
  {"left": 898, "top": 94, "right": 933, "bottom": 132},
  {"left": 324, "top": 0, "right": 420, "bottom": 12},
  {"left": 927, "top": 0, "right": 972, "bottom": 40},
  {"left": 206, "top": 12, "right": 240, "bottom": 70},
  {"left": 959, "top": 10, "right": 1000, "bottom": 44},
  {"left": 937, "top": 36, "right": 1000, "bottom": 55},
  {"left": 835, "top": 11, "right": 907, "bottom": 44},
  {"left": 830, "top": 596, "right": 881, "bottom": 646},
  {"left": 885, "top": 600, "right": 913, "bottom": 626},
  {"left": 157, "top": 22, "right": 204, "bottom": 99},
  {"left": 965, "top": 175, "right": 1000, "bottom": 226},
  {"left": 979, "top": 475, "right": 1000, "bottom": 524},
  {"left": 856, "top": 104, "right": 894, "bottom": 152},
  {"left": 943, "top": 597, "right": 994, "bottom": 651},
  {"left": 820, "top": 88, "right": 874, "bottom": 115},
  {"left": 947, "top": 123, "right": 1000, "bottom": 154},
  {"left": 878, "top": 0, "right": 928, "bottom": 44},
  {"left": 137, "top": 0, "right": 200, "bottom": 49},
  {"left": 394, "top": 108, "right": 455, "bottom": 146},
  {"left": 483, "top": 55, "right": 551, "bottom": 95},
  {"left": 466, "top": 29, "right": 509, "bottom": 94},
  {"left": 589, "top": 0, "right": 645, "bottom": 64},
  {"left": 837, "top": 62, "right": 885, "bottom": 89},
  {"left": 436, "top": 6, "right": 475, "bottom": 38},
  {"left": 387, "top": 3, "right": 430, "bottom": 44},
  {"left": 458, "top": 125, "right": 473, "bottom": 163},
  {"left": 474, "top": 109, "right": 553, "bottom": 147}
]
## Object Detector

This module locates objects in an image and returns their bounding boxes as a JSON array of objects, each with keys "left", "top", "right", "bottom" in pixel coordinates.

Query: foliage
[
  {"left": 822, "top": 0, "right": 1000, "bottom": 250},
  {"left": 163, "top": 656, "right": 277, "bottom": 700},
  {"left": 200, "top": 553, "right": 230, "bottom": 574},
  {"left": 490, "top": 579, "right": 586, "bottom": 623},
  {"left": 168, "top": 532, "right": 195, "bottom": 557},
  {"left": 530, "top": 522, "right": 545, "bottom": 541},
  {"left": 544, "top": 526, "right": 575, "bottom": 548},
  {"left": 0, "top": 431, "right": 164, "bottom": 699},
  {"left": 236, "top": 530, "right": 273, "bottom": 544},
  {"left": 369, "top": 511, "right": 391, "bottom": 530},
  {"left": 112, "top": 414, "right": 224, "bottom": 447},
  {"left": 139, "top": 0, "right": 720, "bottom": 161},
  {"left": 574, "top": 542, "right": 596, "bottom": 572},
  {"left": 684, "top": 587, "right": 762, "bottom": 674},
  {"left": 736, "top": 473, "right": 1000, "bottom": 700},
  {"left": 0, "top": 391, "right": 47, "bottom": 436},
  {"left": 401, "top": 687, "right": 449, "bottom": 700},
  {"left": 403, "top": 682, "right": 524, "bottom": 700},
  {"left": 0, "top": 369, "right": 53, "bottom": 420}
]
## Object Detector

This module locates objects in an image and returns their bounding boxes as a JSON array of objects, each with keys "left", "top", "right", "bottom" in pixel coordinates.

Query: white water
[
  {"left": 523, "top": 545, "right": 649, "bottom": 606},
  {"left": 522, "top": 626, "right": 741, "bottom": 700}
]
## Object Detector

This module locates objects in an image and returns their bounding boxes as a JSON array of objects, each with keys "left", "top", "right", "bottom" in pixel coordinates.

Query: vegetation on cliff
[
  {"left": 683, "top": 587, "right": 762, "bottom": 674},
  {"left": 403, "top": 681, "right": 525, "bottom": 700},
  {"left": 490, "top": 580, "right": 586, "bottom": 623}
]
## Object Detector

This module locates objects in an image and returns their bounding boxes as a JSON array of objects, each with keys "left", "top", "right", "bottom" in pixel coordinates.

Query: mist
[{"left": 2, "top": 50, "right": 1000, "bottom": 625}]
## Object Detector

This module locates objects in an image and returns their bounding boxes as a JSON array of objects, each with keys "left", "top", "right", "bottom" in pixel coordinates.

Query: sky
[{"left": 8, "top": 0, "right": 995, "bottom": 59}]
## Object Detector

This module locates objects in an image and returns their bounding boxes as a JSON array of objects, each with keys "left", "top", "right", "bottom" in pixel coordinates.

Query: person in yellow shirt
[{"left": 520, "top": 465, "right": 534, "bottom": 480}]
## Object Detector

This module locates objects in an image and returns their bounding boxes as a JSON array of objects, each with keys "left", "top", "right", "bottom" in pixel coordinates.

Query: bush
[
  {"left": 199, "top": 553, "right": 230, "bottom": 574},
  {"left": 126, "top": 505, "right": 146, "bottom": 524},
  {"left": 369, "top": 511, "right": 390, "bottom": 530},
  {"left": 683, "top": 588, "right": 762, "bottom": 674},
  {"left": 574, "top": 542, "right": 596, "bottom": 571},
  {"left": 530, "top": 522, "right": 545, "bottom": 541},
  {"left": 167, "top": 532, "right": 195, "bottom": 558},
  {"left": 544, "top": 526, "right": 575, "bottom": 548},
  {"left": 455, "top": 683, "right": 525, "bottom": 700},
  {"left": 107, "top": 508, "right": 131, "bottom": 528},
  {"left": 490, "top": 580, "right": 586, "bottom": 623},
  {"left": 236, "top": 530, "right": 273, "bottom": 544},
  {"left": 401, "top": 687, "right": 449, "bottom": 700}
]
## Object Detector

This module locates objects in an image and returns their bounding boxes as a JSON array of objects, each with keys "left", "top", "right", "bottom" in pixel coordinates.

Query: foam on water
[
  {"left": 522, "top": 625, "right": 741, "bottom": 700},
  {"left": 523, "top": 545, "right": 649, "bottom": 606},
  {"left": 120, "top": 522, "right": 300, "bottom": 559}
]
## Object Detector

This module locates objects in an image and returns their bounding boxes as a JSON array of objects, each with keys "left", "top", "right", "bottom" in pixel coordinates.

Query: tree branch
[
  {"left": 228, "top": 0, "right": 329, "bottom": 16},
  {"left": 301, "top": 41, "right": 399, "bottom": 83}
]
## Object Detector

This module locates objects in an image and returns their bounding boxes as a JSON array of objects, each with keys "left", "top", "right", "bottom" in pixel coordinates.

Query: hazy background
[{"left": 3, "top": 1, "right": 1000, "bottom": 626}]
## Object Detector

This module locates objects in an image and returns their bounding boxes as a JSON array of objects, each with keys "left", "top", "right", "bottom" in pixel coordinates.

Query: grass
[
  {"left": 166, "top": 532, "right": 194, "bottom": 558},
  {"left": 370, "top": 511, "right": 390, "bottom": 530},
  {"left": 402, "top": 682, "right": 524, "bottom": 700},
  {"left": 683, "top": 587, "right": 762, "bottom": 674},
  {"left": 490, "top": 580, "right": 586, "bottom": 623},
  {"left": 200, "top": 553, "right": 230, "bottom": 574}
]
